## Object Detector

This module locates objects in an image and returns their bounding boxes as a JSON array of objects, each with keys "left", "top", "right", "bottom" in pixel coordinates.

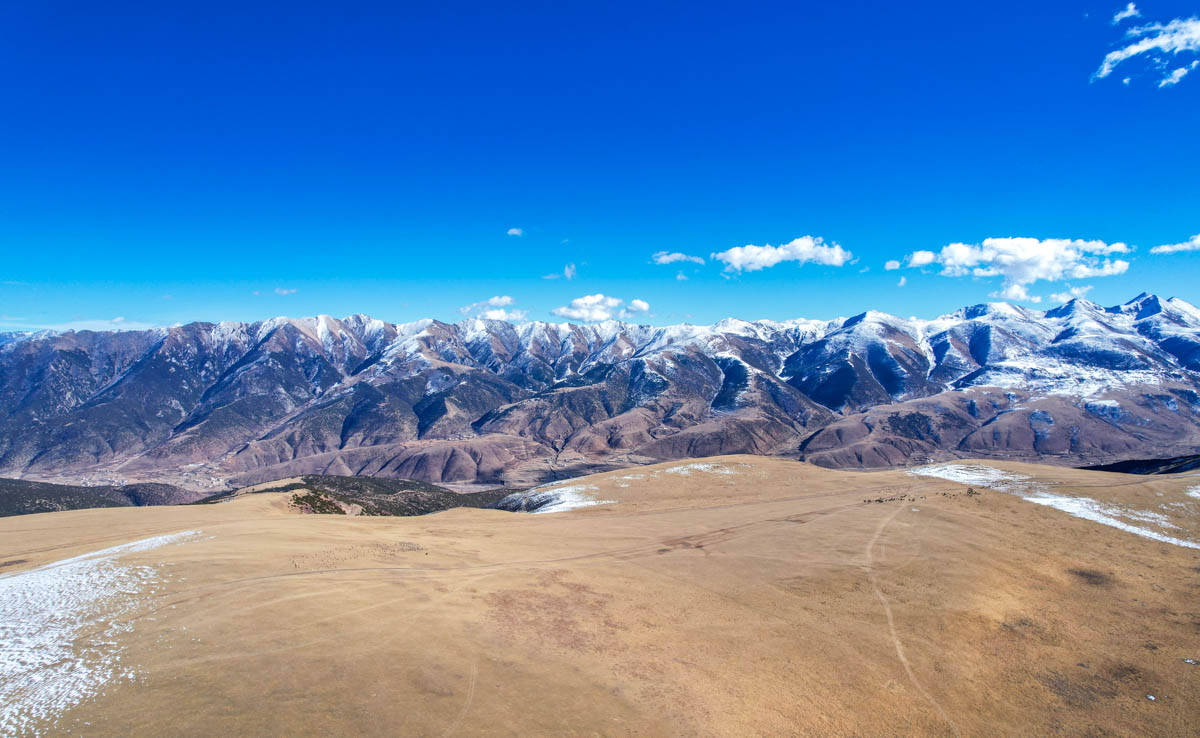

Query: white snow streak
[
  {"left": 907, "top": 464, "right": 1199, "bottom": 549},
  {"left": 661, "top": 462, "right": 738, "bottom": 476},
  {"left": 0, "top": 531, "right": 200, "bottom": 735},
  {"left": 496, "top": 484, "right": 614, "bottom": 514}
]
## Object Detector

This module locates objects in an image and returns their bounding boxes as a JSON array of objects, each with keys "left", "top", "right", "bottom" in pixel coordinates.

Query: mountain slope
[{"left": 1, "top": 293, "right": 1198, "bottom": 487}]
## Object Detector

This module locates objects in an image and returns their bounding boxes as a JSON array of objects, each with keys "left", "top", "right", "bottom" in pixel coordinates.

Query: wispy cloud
[
  {"left": 542, "top": 263, "right": 577, "bottom": 280},
  {"left": 506, "top": 227, "right": 524, "bottom": 237},
  {"left": 652, "top": 250, "right": 705, "bottom": 265},
  {"left": 711, "top": 236, "right": 852, "bottom": 273},
  {"left": 1159, "top": 59, "right": 1199, "bottom": 87},
  {"left": 1050, "top": 285, "right": 1094, "bottom": 303},
  {"left": 1112, "top": 2, "right": 1140, "bottom": 24},
  {"left": 896, "top": 237, "right": 1129, "bottom": 303},
  {"left": 274, "top": 287, "right": 298, "bottom": 295},
  {"left": 1149, "top": 233, "right": 1200, "bottom": 254},
  {"left": 897, "top": 276, "right": 907, "bottom": 287},
  {"left": 884, "top": 259, "right": 901, "bottom": 271},
  {"left": 1094, "top": 15, "right": 1200, "bottom": 86},
  {"left": 0, "top": 316, "right": 155, "bottom": 332}
]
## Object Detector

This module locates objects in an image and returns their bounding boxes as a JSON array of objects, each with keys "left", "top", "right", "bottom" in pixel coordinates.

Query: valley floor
[{"left": 1, "top": 456, "right": 1198, "bottom": 735}]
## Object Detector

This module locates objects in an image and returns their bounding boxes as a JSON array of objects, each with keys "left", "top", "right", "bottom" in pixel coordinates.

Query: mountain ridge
[{"left": 3, "top": 292, "right": 1199, "bottom": 489}]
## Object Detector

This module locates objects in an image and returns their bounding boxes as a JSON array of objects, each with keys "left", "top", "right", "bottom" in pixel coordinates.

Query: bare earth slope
[{"left": 1, "top": 456, "right": 1197, "bottom": 735}]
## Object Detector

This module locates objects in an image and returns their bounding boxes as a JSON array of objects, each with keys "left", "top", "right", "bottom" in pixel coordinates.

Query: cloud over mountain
[
  {"left": 901, "top": 237, "right": 1130, "bottom": 302},
  {"left": 711, "top": 236, "right": 852, "bottom": 273}
]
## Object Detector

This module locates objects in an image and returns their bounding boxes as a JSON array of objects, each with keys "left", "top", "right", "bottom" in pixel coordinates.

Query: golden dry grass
[{"left": 2, "top": 456, "right": 1197, "bottom": 736}]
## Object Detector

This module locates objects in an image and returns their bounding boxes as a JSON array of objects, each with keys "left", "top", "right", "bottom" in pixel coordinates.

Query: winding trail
[
  {"left": 863, "top": 506, "right": 960, "bottom": 737},
  {"left": 442, "top": 660, "right": 477, "bottom": 737}
]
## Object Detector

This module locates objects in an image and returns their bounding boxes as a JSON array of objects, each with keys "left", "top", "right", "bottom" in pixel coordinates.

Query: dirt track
[{"left": 1, "top": 456, "right": 1198, "bottom": 735}]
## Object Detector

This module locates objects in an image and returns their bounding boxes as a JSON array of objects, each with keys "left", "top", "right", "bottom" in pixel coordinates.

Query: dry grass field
[{"left": 2, "top": 456, "right": 1198, "bottom": 736}]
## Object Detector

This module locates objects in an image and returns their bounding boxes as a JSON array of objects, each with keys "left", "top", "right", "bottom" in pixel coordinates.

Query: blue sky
[{"left": 1, "top": 0, "right": 1198, "bottom": 329}]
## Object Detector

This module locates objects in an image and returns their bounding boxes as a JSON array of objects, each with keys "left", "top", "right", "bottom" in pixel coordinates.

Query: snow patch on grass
[
  {"left": 908, "top": 464, "right": 1198, "bottom": 550},
  {"left": 0, "top": 530, "right": 200, "bottom": 736},
  {"left": 1021, "top": 495, "right": 1198, "bottom": 549},
  {"left": 906, "top": 463, "right": 1033, "bottom": 493},
  {"left": 661, "top": 462, "right": 737, "bottom": 476},
  {"left": 494, "top": 485, "right": 614, "bottom": 514},
  {"left": 1187, "top": 486, "right": 1200, "bottom": 499}
]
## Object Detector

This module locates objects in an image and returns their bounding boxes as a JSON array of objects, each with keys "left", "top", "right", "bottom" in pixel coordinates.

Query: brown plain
[{"left": 2, "top": 456, "right": 1198, "bottom": 736}]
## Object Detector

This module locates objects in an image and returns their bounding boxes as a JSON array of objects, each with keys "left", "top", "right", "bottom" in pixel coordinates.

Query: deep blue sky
[{"left": 1, "top": 0, "right": 1198, "bottom": 329}]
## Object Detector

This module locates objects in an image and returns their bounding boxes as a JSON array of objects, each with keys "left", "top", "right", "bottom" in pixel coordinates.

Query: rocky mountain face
[{"left": 2, "top": 293, "right": 1199, "bottom": 489}]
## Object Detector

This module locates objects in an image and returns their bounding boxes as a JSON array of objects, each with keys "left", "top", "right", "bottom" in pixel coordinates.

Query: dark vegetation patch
[
  {"left": 1001, "top": 617, "right": 1038, "bottom": 637},
  {"left": 885, "top": 412, "right": 937, "bottom": 441},
  {"left": 201, "top": 474, "right": 521, "bottom": 517},
  {"left": 291, "top": 491, "right": 346, "bottom": 514},
  {"left": 1040, "top": 670, "right": 1119, "bottom": 708},
  {"left": 0, "top": 477, "right": 201, "bottom": 517},
  {"left": 711, "top": 357, "right": 749, "bottom": 412},
  {"left": 1081, "top": 453, "right": 1200, "bottom": 475},
  {"left": 1068, "top": 568, "right": 1113, "bottom": 587}
]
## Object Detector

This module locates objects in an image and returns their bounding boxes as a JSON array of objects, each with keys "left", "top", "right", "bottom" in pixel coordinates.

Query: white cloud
[
  {"left": 1150, "top": 233, "right": 1200, "bottom": 254},
  {"left": 1095, "top": 16, "right": 1200, "bottom": 86},
  {"left": 992, "top": 284, "right": 1042, "bottom": 303},
  {"left": 711, "top": 235, "right": 852, "bottom": 273},
  {"left": 460, "top": 295, "right": 526, "bottom": 321},
  {"left": 675, "top": 272, "right": 689, "bottom": 281},
  {"left": 1112, "top": 3, "right": 1140, "bottom": 24},
  {"left": 1160, "top": 60, "right": 1199, "bottom": 87},
  {"left": 541, "top": 263, "right": 578, "bottom": 280},
  {"left": 897, "top": 276, "right": 907, "bottom": 287},
  {"left": 901, "top": 237, "right": 1130, "bottom": 302},
  {"left": 551, "top": 294, "right": 650, "bottom": 322},
  {"left": 552, "top": 293, "right": 624, "bottom": 321},
  {"left": 459, "top": 295, "right": 526, "bottom": 321},
  {"left": 652, "top": 250, "right": 705, "bottom": 265},
  {"left": 1050, "top": 285, "right": 1095, "bottom": 303},
  {"left": 274, "top": 288, "right": 297, "bottom": 295},
  {"left": 884, "top": 260, "right": 901, "bottom": 271},
  {"left": 506, "top": 227, "right": 524, "bottom": 237},
  {"left": 479, "top": 308, "right": 526, "bottom": 321},
  {"left": 907, "top": 250, "right": 937, "bottom": 267}
]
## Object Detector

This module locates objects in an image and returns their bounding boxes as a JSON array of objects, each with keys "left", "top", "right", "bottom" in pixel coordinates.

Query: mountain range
[{"left": 3, "top": 292, "right": 1199, "bottom": 490}]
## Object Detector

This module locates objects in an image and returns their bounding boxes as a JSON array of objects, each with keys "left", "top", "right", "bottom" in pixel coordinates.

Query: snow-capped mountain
[{"left": 2, "top": 293, "right": 1199, "bottom": 488}]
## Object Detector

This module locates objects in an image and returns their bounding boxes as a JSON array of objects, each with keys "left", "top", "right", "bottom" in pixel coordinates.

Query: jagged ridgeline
[{"left": 1, "top": 292, "right": 1199, "bottom": 489}]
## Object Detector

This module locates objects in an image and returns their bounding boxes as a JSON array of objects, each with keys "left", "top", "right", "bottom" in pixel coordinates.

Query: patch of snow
[
  {"left": 1186, "top": 486, "right": 1200, "bottom": 499},
  {"left": 0, "top": 531, "right": 200, "bottom": 735},
  {"left": 908, "top": 464, "right": 1199, "bottom": 549},
  {"left": 493, "top": 484, "right": 614, "bottom": 514},
  {"left": 906, "top": 463, "right": 1033, "bottom": 493},
  {"left": 661, "top": 462, "right": 737, "bottom": 476},
  {"left": 1022, "top": 494, "right": 1197, "bottom": 549}
]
